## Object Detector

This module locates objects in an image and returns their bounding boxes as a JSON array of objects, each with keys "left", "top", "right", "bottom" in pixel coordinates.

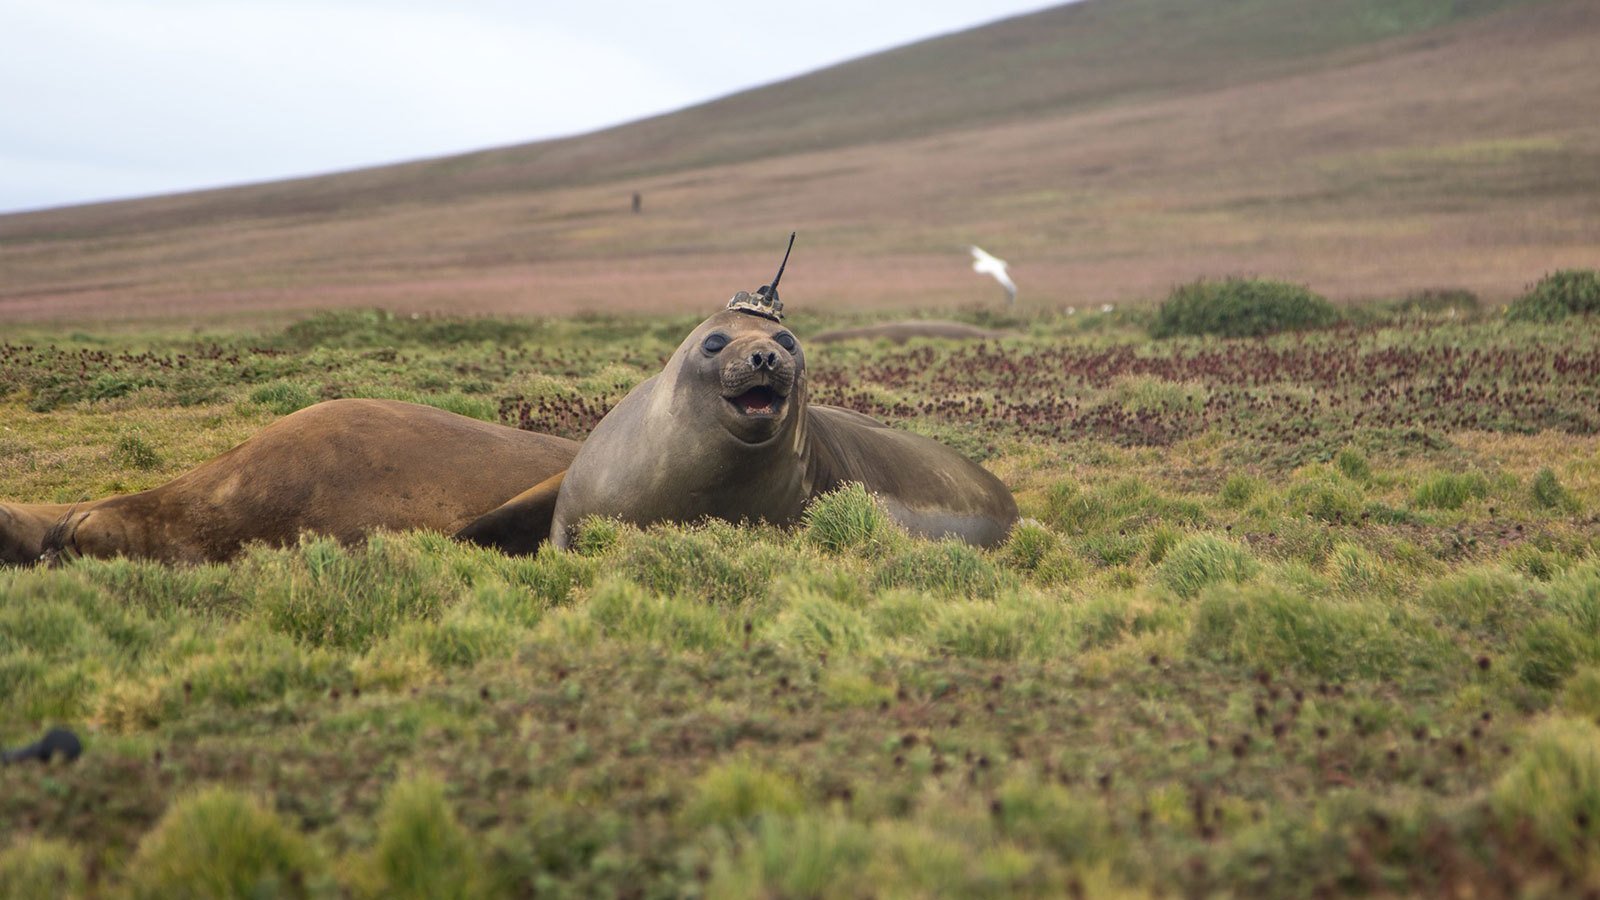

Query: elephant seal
[
  {"left": 808, "top": 320, "right": 1015, "bottom": 345},
  {"left": 460, "top": 237, "right": 1018, "bottom": 551},
  {"left": 2, "top": 399, "right": 578, "bottom": 565}
]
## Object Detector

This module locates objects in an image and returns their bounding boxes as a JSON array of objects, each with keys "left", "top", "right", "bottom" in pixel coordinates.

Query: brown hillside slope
[{"left": 0, "top": 0, "right": 1595, "bottom": 323}]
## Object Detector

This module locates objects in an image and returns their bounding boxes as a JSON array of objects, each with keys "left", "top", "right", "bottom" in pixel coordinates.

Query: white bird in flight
[{"left": 969, "top": 245, "right": 1016, "bottom": 304}]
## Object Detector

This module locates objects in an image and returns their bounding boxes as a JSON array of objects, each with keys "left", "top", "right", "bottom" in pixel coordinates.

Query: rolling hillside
[{"left": 1, "top": 0, "right": 1596, "bottom": 323}]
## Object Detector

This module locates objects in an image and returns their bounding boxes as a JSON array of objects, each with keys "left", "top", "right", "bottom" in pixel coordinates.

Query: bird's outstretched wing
[
  {"left": 969, "top": 246, "right": 1016, "bottom": 302},
  {"left": 993, "top": 269, "right": 1017, "bottom": 302},
  {"left": 970, "top": 245, "right": 1005, "bottom": 273}
]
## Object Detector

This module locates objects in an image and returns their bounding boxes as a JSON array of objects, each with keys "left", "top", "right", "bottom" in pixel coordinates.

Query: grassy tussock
[
  {"left": 353, "top": 773, "right": 482, "bottom": 899},
  {"left": 687, "top": 760, "right": 804, "bottom": 828},
  {"left": 1156, "top": 533, "right": 1260, "bottom": 599},
  {"left": 1412, "top": 470, "right": 1490, "bottom": 510},
  {"left": 1506, "top": 269, "right": 1600, "bottom": 322},
  {"left": 0, "top": 837, "right": 84, "bottom": 900},
  {"left": 804, "top": 483, "right": 904, "bottom": 557},
  {"left": 1491, "top": 717, "right": 1600, "bottom": 863},
  {"left": 1151, "top": 277, "right": 1340, "bottom": 338},
  {"left": 1418, "top": 567, "right": 1529, "bottom": 633},
  {"left": 125, "top": 786, "right": 323, "bottom": 900},
  {"left": 1191, "top": 583, "right": 1457, "bottom": 680}
]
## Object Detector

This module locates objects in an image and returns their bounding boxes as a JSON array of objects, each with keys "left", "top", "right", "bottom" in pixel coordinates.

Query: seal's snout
[{"left": 749, "top": 350, "right": 779, "bottom": 371}]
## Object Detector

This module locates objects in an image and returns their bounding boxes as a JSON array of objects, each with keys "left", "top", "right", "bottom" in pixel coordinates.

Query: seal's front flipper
[{"left": 455, "top": 471, "right": 566, "bottom": 556}]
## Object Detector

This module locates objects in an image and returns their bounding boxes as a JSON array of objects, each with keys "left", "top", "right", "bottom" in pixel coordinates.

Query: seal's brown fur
[{"left": 2, "top": 399, "right": 578, "bottom": 564}]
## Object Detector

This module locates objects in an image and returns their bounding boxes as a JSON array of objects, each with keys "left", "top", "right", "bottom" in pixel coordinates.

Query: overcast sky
[{"left": 0, "top": 0, "right": 1057, "bottom": 214}]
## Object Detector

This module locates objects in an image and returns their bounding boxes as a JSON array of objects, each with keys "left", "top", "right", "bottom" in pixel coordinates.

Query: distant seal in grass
[
  {"left": 0, "top": 399, "right": 578, "bottom": 565},
  {"left": 458, "top": 235, "right": 1019, "bottom": 552},
  {"left": 808, "top": 320, "right": 1015, "bottom": 345}
]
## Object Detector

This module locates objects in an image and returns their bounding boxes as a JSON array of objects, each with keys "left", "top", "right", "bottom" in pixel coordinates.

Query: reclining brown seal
[
  {"left": 1, "top": 399, "right": 578, "bottom": 565},
  {"left": 458, "top": 235, "right": 1019, "bottom": 551}
]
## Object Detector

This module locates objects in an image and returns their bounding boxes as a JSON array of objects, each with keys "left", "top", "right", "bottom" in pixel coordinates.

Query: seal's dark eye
[
  {"left": 774, "top": 332, "right": 797, "bottom": 353},
  {"left": 702, "top": 333, "right": 729, "bottom": 354}
]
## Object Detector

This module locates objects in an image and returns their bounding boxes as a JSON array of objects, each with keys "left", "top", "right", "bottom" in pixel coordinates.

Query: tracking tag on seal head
[{"left": 726, "top": 232, "right": 795, "bottom": 322}]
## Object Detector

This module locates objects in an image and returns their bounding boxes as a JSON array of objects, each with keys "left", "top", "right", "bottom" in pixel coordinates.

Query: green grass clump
[
  {"left": 1513, "top": 619, "right": 1589, "bottom": 691},
  {"left": 1491, "top": 717, "right": 1600, "bottom": 864},
  {"left": 1530, "top": 467, "right": 1580, "bottom": 513},
  {"left": 1219, "top": 472, "right": 1263, "bottom": 508},
  {"left": 610, "top": 524, "right": 777, "bottom": 607},
  {"left": 249, "top": 380, "right": 317, "bottom": 415},
  {"left": 1325, "top": 541, "right": 1389, "bottom": 595},
  {"left": 928, "top": 596, "right": 1042, "bottom": 660},
  {"left": 874, "top": 540, "right": 1011, "bottom": 600},
  {"left": 1417, "top": 567, "right": 1527, "bottom": 632},
  {"left": 1334, "top": 447, "right": 1371, "bottom": 482},
  {"left": 1560, "top": 666, "right": 1600, "bottom": 721},
  {"left": 1542, "top": 565, "right": 1600, "bottom": 634},
  {"left": 804, "top": 483, "right": 902, "bottom": 556},
  {"left": 126, "top": 786, "right": 323, "bottom": 900},
  {"left": 705, "top": 813, "right": 871, "bottom": 900},
  {"left": 1191, "top": 583, "right": 1451, "bottom": 680},
  {"left": 766, "top": 589, "right": 876, "bottom": 656},
  {"left": 356, "top": 773, "right": 481, "bottom": 900},
  {"left": 1111, "top": 374, "right": 1207, "bottom": 414},
  {"left": 1502, "top": 544, "right": 1572, "bottom": 582},
  {"left": 584, "top": 576, "right": 731, "bottom": 652},
  {"left": 247, "top": 534, "right": 456, "bottom": 651},
  {"left": 569, "top": 516, "right": 624, "bottom": 556},
  {"left": 112, "top": 433, "right": 162, "bottom": 471},
  {"left": 1042, "top": 478, "right": 1205, "bottom": 535},
  {"left": 1156, "top": 533, "right": 1259, "bottom": 599},
  {"left": 1150, "top": 277, "right": 1340, "bottom": 338},
  {"left": 99, "top": 625, "right": 346, "bottom": 731},
  {"left": 1515, "top": 565, "right": 1600, "bottom": 689},
  {"left": 1285, "top": 467, "right": 1366, "bottom": 523},
  {"left": 1000, "top": 519, "right": 1058, "bottom": 571},
  {"left": 0, "top": 837, "right": 84, "bottom": 900},
  {"left": 687, "top": 760, "right": 804, "bottom": 829},
  {"left": 1506, "top": 269, "right": 1600, "bottom": 322},
  {"left": 1411, "top": 470, "right": 1489, "bottom": 510}
]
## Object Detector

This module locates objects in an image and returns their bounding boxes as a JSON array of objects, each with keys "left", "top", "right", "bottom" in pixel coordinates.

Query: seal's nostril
[
  {"left": 749, "top": 352, "right": 763, "bottom": 369},
  {"left": 764, "top": 352, "right": 777, "bottom": 367}
]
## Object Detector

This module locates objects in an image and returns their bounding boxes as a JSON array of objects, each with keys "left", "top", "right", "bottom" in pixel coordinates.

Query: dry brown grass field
[{"left": 1, "top": 0, "right": 1596, "bottom": 324}]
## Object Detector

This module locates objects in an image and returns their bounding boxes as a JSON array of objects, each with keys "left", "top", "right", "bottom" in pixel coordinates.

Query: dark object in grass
[{"left": 1, "top": 727, "right": 82, "bottom": 765}]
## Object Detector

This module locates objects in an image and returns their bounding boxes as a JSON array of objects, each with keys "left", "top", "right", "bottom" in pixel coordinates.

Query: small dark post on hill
[{"left": 631, "top": 191, "right": 642, "bottom": 214}]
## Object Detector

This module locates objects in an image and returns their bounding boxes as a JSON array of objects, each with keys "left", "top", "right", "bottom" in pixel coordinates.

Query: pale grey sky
[{"left": 0, "top": 0, "right": 1057, "bottom": 213}]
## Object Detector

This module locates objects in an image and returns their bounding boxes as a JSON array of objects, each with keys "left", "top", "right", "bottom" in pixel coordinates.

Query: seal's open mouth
[{"left": 728, "top": 386, "right": 784, "bottom": 417}]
